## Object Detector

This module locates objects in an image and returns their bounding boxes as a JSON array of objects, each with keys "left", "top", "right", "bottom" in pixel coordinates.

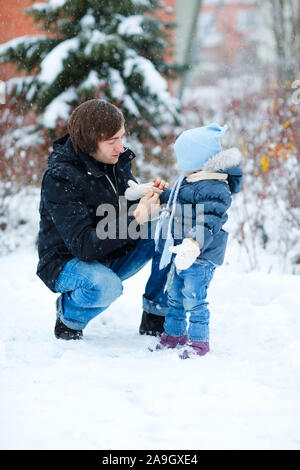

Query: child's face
[{"left": 186, "top": 169, "right": 201, "bottom": 175}]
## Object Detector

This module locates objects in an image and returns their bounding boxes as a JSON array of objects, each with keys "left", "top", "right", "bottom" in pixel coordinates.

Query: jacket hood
[
  {"left": 202, "top": 147, "right": 242, "bottom": 173},
  {"left": 48, "top": 134, "right": 76, "bottom": 167}
]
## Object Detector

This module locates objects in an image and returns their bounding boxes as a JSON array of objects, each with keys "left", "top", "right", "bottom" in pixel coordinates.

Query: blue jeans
[
  {"left": 164, "top": 260, "right": 216, "bottom": 342},
  {"left": 54, "top": 237, "right": 171, "bottom": 330}
]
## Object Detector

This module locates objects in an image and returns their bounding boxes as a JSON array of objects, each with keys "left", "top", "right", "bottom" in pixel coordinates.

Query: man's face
[{"left": 92, "top": 125, "right": 125, "bottom": 165}]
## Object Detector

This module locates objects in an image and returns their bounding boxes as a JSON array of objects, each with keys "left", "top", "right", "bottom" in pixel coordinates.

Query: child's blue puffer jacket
[{"left": 157, "top": 148, "right": 243, "bottom": 266}]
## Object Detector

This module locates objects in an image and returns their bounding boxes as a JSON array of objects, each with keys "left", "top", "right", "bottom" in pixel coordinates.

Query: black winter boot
[
  {"left": 139, "top": 310, "right": 165, "bottom": 336},
  {"left": 54, "top": 297, "right": 83, "bottom": 340}
]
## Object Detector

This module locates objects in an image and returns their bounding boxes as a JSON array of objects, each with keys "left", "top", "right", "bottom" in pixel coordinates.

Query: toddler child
[{"left": 153, "top": 123, "right": 243, "bottom": 358}]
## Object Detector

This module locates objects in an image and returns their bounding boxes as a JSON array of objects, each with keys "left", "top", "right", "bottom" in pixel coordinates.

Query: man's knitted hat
[{"left": 174, "top": 123, "right": 228, "bottom": 173}]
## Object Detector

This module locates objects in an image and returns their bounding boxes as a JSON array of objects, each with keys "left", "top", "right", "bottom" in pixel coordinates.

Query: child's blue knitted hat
[{"left": 174, "top": 123, "right": 228, "bottom": 172}]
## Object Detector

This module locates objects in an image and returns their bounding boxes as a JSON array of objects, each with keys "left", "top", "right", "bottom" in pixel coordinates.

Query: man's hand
[
  {"left": 169, "top": 238, "right": 200, "bottom": 270},
  {"left": 133, "top": 190, "right": 160, "bottom": 225}
]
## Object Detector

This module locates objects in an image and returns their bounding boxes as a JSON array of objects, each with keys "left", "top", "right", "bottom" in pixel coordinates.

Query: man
[{"left": 37, "top": 99, "right": 171, "bottom": 340}]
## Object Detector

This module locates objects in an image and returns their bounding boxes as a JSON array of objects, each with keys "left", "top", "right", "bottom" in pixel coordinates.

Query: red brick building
[
  {"left": 0, "top": 0, "right": 260, "bottom": 85},
  {"left": 0, "top": 0, "right": 176, "bottom": 80},
  {"left": 0, "top": 0, "right": 46, "bottom": 79},
  {"left": 197, "top": 0, "right": 259, "bottom": 76}
]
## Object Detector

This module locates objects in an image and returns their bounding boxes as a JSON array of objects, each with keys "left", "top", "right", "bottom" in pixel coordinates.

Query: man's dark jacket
[{"left": 37, "top": 134, "right": 148, "bottom": 292}]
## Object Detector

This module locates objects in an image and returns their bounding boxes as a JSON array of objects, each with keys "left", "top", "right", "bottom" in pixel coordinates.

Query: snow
[
  {"left": 0, "top": 35, "right": 47, "bottom": 56},
  {"left": 0, "top": 198, "right": 299, "bottom": 449},
  {"left": 123, "top": 51, "right": 177, "bottom": 116},
  {"left": 40, "top": 86, "right": 78, "bottom": 128},
  {"left": 3, "top": 125, "right": 42, "bottom": 159},
  {"left": 124, "top": 52, "right": 167, "bottom": 97},
  {"left": 0, "top": 187, "right": 40, "bottom": 256},
  {"left": 5, "top": 76, "right": 34, "bottom": 95},
  {"left": 118, "top": 15, "right": 144, "bottom": 36},
  {"left": 79, "top": 70, "right": 103, "bottom": 91},
  {"left": 132, "top": 0, "right": 150, "bottom": 5},
  {"left": 38, "top": 38, "right": 80, "bottom": 85},
  {"left": 83, "top": 31, "right": 113, "bottom": 56},
  {"left": 46, "top": 0, "right": 67, "bottom": 6},
  {"left": 32, "top": 0, "right": 67, "bottom": 11},
  {"left": 123, "top": 95, "right": 140, "bottom": 117},
  {"left": 80, "top": 13, "right": 96, "bottom": 30},
  {"left": 109, "top": 68, "right": 126, "bottom": 98}
]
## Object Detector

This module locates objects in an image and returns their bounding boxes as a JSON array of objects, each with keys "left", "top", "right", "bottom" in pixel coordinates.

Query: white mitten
[
  {"left": 169, "top": 238, "right": 200, "bottom": 270},
  {"left": 124, "top": 180, "right": 154, "bottom": 201}
]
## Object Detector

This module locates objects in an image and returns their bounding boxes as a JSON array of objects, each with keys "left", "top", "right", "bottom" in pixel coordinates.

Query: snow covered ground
[{"left": 1, "top": 241, "right": 299, "bottom": 450}]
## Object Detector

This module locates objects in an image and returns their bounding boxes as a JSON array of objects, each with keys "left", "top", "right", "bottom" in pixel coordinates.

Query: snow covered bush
[
  {"left": 0, "top": 93, "right": 47, "bottom": 189},
  {"left": 182, "top": 78, "right": 300, "bottom": 273},
  {"left": 0, "top": 183, "right": 40, "bottom": 256},
  {"left": 0, "top": 93, "right": 46, "bottom": 254}
]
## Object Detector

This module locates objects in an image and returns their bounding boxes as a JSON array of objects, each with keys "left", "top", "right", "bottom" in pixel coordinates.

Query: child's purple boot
[
  {"left": 150, "top": 332, "right": 188, "bottom": 351},
  {"left": 179, "top": 341, "right": 210, "bottom": 359}
]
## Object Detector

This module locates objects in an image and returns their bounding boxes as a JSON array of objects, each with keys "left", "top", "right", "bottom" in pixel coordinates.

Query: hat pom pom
[{"left": 207, "top": 123, "right": 228, "bottom": 137}]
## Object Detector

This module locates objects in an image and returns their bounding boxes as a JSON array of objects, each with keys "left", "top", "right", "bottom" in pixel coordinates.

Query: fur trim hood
[{"left": 202, "top": 147, "right": 242, "bottom": 172}]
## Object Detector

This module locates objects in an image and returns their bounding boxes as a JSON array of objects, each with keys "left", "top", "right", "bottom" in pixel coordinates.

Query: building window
[
  {"left": 197, "top": 12, "right": 223, "bottom": 48},
  {"left": 237, "top": 9, "right": 258, "bottom": 31}
]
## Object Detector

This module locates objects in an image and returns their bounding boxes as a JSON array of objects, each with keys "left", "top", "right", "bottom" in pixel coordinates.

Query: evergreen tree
[{"left": 0, "top": 0, "right": 182, "bottom": 157}]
